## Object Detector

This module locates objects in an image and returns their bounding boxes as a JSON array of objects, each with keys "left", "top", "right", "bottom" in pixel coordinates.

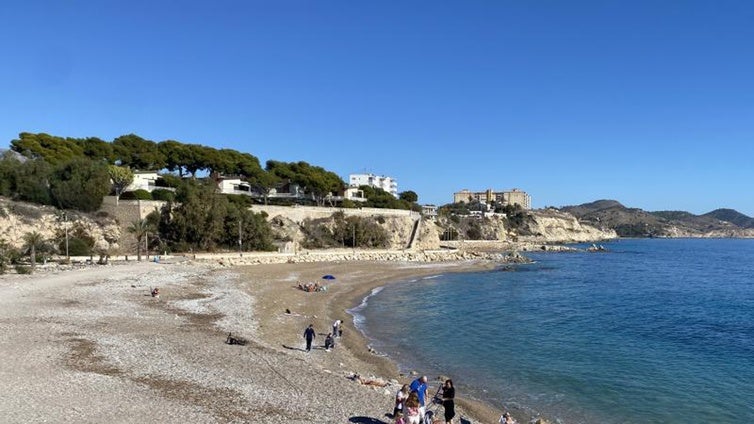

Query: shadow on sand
[
  {"left": 349, "top": 417, "right": 388, "bottom": 424},
  {"left": 281, "top": 344, "right": 307, "bottom": 352}
]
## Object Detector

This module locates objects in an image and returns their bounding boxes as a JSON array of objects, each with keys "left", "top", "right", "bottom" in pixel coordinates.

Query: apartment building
[
  {"left": 349, "top": 173, "right": 398, "bottom": 198},
  {"left": 453, "top": 188, "right": 532, "bottom": 210}
]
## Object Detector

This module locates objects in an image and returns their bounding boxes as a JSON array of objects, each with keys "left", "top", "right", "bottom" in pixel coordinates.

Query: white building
[
  {"left": 216, "top": 176, "right": 253, "bottom": 195},
  {"left": 125, "top": 171, "right": 160, "bottom": 192},
  {"left": 349, "top": 173, "right": 398, "bottom": 198}
]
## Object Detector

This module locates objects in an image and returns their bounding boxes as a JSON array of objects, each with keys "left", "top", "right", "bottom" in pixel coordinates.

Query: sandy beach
[{"left": 0, "top": 258, "right": 511, "bottom": 423}]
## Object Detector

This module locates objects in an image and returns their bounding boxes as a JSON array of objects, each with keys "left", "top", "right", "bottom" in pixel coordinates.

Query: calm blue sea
[{"left": 350, "top": 239, "right": 754, "bottom": 424}]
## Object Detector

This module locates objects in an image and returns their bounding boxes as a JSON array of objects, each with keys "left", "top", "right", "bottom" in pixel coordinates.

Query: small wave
[
  {"left": 346, "top": 286, "right": 384, "bottom": 331},
  {"left": 421, "top": 274, "right": 442, "bottom": 280}
]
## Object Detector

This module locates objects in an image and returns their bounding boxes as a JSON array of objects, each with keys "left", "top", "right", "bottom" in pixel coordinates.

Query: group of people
[
  {"left": 297, "top": 281, "right": 327, "bottom": 292},
  {"left": 392, "top": 375, "right": 516, "bottom": 424},
  {"left": 302, "top": 319, "right": 344, "bottom": 352},
  {"left": 499, "top": 411, "right": 517, "bottom": 423},
  {"left": 392, "top": 375, "right": 455, "bottom": 424}
]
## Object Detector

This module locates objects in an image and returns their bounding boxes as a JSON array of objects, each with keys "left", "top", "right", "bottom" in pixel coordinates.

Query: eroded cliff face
[
  {"left": 0, "top": 199, "right": 121, "bottom": 254},
  {"left": 433, "top": 209, "right": 615, "bottom": 245},
  {"left": 660, "top": 226, "right": 754, "bottom": 238},
  {"left": 0, "top": 198, "right": 613, "bottom": 256},
  {"left": 521, "top": 209, "right": 618, "bottom": 243}
]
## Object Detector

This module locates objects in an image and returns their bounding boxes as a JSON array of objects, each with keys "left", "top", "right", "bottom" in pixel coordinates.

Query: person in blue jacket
[
  {"left": 303, "top": 324, "right": 316, "bottom": 352},
  {"left": 409, "top": 375, "right": 428, "bottom": 419}
]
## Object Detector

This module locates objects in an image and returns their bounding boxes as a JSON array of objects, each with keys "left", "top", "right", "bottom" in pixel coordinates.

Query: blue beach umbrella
[{"left": 322, "top": 274, "right": 336, "bottom": 280}]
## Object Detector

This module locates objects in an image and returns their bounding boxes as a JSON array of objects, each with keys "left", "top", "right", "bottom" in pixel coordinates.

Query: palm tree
[
  {"left": 22, "top": 231, "right": 45, "bottom": 273},
  {"left": 127, "top": 219, "right": 151, "bottom": 261}
]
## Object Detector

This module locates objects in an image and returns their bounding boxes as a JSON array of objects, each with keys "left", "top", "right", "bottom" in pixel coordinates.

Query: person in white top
[
  {"left": 393, "top": 384, "right": 409, "bottom": 418},
  {"left": 499, "top": 411, "right": 516, "bottom": 424},
  {"left": 332, "top": 319, "right": 341, "bottom": 337}
]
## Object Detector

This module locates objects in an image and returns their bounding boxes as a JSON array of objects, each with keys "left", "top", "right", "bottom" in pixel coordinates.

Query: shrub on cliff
[
  {"left": 151, "top": 189, "right": 175, "bottom": 202},
  {"left": 120, "top": 189, "right": 153, "bottom": 200},
  {"left": 301, "top": 214, "right": 390, "bottom": 249},
  {"left": 0, "top": 238, "right": 17, "bottom": 274}
]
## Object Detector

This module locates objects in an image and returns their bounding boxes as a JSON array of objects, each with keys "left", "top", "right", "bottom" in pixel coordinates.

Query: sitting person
[
  {"left": 499, "top": 412, "right": 517, "bottom": 424},
  {"left": 151, "top": 287, "right": 160, "bottom": 298},
  {"left": 324, "top": 333, "right": 334, "bottom": 351}
]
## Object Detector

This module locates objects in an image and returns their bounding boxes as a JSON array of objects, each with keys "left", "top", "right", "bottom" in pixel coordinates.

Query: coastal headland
[{"left": 0, "top": 249, "right": 547, "bottom": 423}]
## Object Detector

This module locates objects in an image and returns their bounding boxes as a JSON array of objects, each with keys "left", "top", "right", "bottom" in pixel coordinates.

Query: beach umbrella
[{"left": 322, "top": 274, "right": 336, "bottom": 280}]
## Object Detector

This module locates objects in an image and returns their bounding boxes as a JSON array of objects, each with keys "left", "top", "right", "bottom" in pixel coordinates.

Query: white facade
[
  {"left": 349, "top": 173, "right": 398, "bottom": 198},
  {"left": 217, "top": 177, "right": 252, "bottom": 195},
  {"left": 125, "top": 171, "right": 160, "bottom": 192}
]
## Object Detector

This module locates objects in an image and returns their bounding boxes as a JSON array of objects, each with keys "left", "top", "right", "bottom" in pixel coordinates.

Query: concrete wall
[
  {"left": 101, "top": 196, "right": 167, "bottom": 224},
  {"left": 100, "top": 196, "right": 167, "bottom": 253},
  {"left": 249, "top": 204, "right": 420, "bottom": 223}
]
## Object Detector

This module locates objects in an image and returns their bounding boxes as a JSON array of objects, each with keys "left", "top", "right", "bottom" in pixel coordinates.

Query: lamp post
[
  {"left": 64, "top": 214, "right": 69, "bottom": 262},
  {"left": 238, "top": 220, "right": 242, "bottom": 256}
]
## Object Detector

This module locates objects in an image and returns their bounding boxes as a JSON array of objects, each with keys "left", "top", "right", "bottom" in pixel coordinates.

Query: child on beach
[
  {"left": 404, "top": 392, "right": 421, "bottom": 424},
  {"left": 393, "top": 410, "right": 405, "bottom": 424}
]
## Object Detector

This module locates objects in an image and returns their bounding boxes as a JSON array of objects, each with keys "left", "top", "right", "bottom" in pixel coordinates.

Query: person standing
[
  {"left": 303, "top": 324, "right": 316, "bottom": 352},
  {"left": 404, "top": 391, "right": 421, "bottom": 424},
  {"left": 332, "top": 319, "right": 341, "bottom": 337},
  {"left": 409, "top": 375, "right": 428, "bottom": 420},
  {"left": 441, "top": 379, "right": 455, "bottom": 423},
  {"left": 393, "top": 383, "right": 410, "bottom": 418}
]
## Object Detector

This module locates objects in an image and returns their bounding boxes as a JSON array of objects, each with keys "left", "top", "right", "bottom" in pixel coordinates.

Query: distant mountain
[
  {"left": 702, "top": 209, "right": 754, "bottom": 229},
  {"left": 560, "top": 200, "right": 754, "bottom": 238}
]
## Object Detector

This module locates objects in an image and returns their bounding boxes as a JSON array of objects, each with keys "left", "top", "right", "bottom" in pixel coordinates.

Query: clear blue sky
[{"left": 1, "top": 1, "right": 752, "bottom": 215}]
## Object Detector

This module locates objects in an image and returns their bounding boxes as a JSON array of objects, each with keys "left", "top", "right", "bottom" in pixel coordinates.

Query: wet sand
[{"left": 241, "top": 259, "right": 509, "bottom": 423}]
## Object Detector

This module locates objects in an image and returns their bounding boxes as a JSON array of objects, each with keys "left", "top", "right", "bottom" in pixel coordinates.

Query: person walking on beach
[
  {"left": 409, "top": 375, "right": 429, "bottom": 419},
  {"left": 440, "top": 379, "right": 455, "bottom": 423},
  {"left": 303, "top": 324, "right": 316, "bottom": 352}
]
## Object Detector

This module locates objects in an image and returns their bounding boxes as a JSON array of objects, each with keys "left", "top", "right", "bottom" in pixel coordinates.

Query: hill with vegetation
[{"left": 560, "top": 200, "right": 754, "bottom": 237}]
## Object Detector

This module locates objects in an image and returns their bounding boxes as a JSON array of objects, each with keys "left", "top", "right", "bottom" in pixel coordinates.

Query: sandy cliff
[{"left": 0, "top": 198, "right": 121, "bottom": 253}]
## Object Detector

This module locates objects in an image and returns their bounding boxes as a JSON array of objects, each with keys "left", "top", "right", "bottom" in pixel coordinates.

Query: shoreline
[
  {"left": 0, "top": 257, "right": 538, "bottom": 423},
  {"left": 239, "top": 259, "right": 516, "bottom": 423}
]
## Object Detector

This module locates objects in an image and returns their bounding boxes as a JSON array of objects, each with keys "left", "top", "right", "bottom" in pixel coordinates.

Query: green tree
[
  {"left": 0, "top": 238, "right": 17, "bottom": 274},
  {"left": 22, "top": 231, "right": 45, "bottom": 273},
  {"left": 113, "top": 134, "right": 166, "bottom": 171},
  {"left": 399, "top": 190, "right": 418, "bottom": 203},
  {"left": 0, "top": 152, "right": 22, "bottom": 197},
  {"left": 76, "top": 137, "right": 114, "bottom": 162},
  {"left": 15, "top": 159, "right": 54, "bottom": 205},
  {"left": 158, "top": 140, "right": 189, "bottom": 176},
  {"left": 50, "top": 158, "right": 111, "bottom": 212},
  {"left": 266, "top": 161, "right": 344, "bottom": 205},
  {"left": 10, "top": 133, "right": 83, "bottom": 166},
  {"left": 361, "top": 186, "right": 410, "bottom": 209},
  {"left": 107, "top": 165, "right": 134, "bottom": 202},
  {"left": 166, "top": 180, "right": 228, "bottom": 250},
  {"left": 222, "top": 203, "right": 275, "bottom": 251},
  {"left": 127, "top": 219, "right": 153, "bottom": 261},
  {"left": 182, "top": 144, "right": 211, "bottom": 177}
]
